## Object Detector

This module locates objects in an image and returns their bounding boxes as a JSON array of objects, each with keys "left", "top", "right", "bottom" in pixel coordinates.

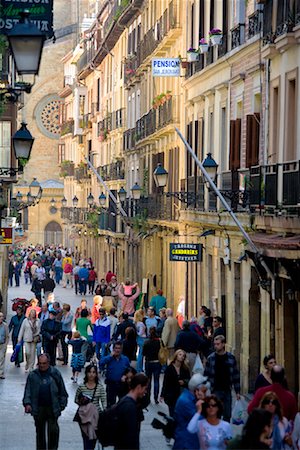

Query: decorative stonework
[{"left": 35, "top": 95, "right": 61, "bottom": 139}]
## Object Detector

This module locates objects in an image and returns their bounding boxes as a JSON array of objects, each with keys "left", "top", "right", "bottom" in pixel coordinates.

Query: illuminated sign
[
  {"left": 152, "top": 58, "right": 180, "bottom": 77},
  {"left": 169, "top": 243, "right": 202, "bottom": 262}
]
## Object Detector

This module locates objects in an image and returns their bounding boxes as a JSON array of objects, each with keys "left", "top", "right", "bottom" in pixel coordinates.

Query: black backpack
[{"left": 96, "top": 397, "right": 126, "bottom": 446}]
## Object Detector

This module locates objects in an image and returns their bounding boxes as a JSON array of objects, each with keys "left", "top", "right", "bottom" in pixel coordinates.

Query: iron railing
[
  {"left": 61, "top": 207, "right": 86, "bottom": 224},
  {"left": 231, "top": 23, "right": 245, "bottom": 49},
  {"left": 98, "top": 161, "right": 125, "bottom": 181},
  {"left": 248, "top": 10, "right": 262, "bottom": 39}
]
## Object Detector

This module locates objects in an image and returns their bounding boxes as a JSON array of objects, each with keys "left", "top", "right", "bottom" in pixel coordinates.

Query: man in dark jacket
[
  {"left": 9, "top": 305, "right": 25, "bottom": 367},
  {"left": 113, "top": 312, "right": 136, "bottom": 340},
  {"left": 41, "top": 310, "right": 61, "bottom": 365},
  {"left": 42, "top": 275, "right": 55, "bottom": 302},
  {"left": 23, "top": 353, "right": 68, "bottom": 450},
  {"left": 174, "top": 320, "right": 206, "bottom": 373}
]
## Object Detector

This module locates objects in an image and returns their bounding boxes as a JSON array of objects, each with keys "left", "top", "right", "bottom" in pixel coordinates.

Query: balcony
[
  {"left": 98, "top": 209, "right": 117, "bottom": 232},
  {"left": 231, "top": 23, "right": 245, "bottom": 49},
  {"left": 61, "top": 207, "right": 86, "bottom": 224},
  {"left": 75, "top": 164, "right": 90, "bottom": 183},
  {"left": 98, "top": 160, "right": 125, "bottom": 181},
  {"left": 248, "top": 10, "right": 262, "bottom": 39},
  {"left": 123, "top": 128, "right": 136, "bottom": 151},
  {"left": 80, "top": 114, "right": 92, "bottom": 130},
  {"left": 60, "top": 119, "right": 74, "bottom": 137},
  {"left": 249, "top": 160, "right": 300, "bottom": 216},
  {"left": 91, "top": 102, "right": 99, "bottom": 118}
]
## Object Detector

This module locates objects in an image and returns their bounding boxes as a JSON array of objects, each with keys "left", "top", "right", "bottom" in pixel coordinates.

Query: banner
[
  {"left": 152, "top": 58, "right": 180, "bottom": 77},
  {"left": 0, "top": 0, "right": 54, "bottom": 37},
  {"left": 169, "top": 243, "right": 202, "bottom": 262}
]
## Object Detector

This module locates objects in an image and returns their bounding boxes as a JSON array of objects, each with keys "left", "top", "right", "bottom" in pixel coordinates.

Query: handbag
[
  {"left": 33, "top": 335, "right": 41, "bottom": 343},
  {"left": 192, "top": 353, "right": 204, "bottom": 375},
  {"left": 158, "top": 339, "right": 168, "bottom": 365},
  {"left": 73, "top": 384, "right": 97, "bottom": 423}
]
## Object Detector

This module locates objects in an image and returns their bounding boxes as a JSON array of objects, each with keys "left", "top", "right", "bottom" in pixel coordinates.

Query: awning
[{"left": 249, "top": 233, "right": 300, "bottom": 258}]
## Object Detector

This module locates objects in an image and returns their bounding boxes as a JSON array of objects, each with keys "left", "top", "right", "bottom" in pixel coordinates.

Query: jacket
[
  {"left": 78, "top": 267, "right": 89, "bottom": 281},
  {"left": 41, "top": 318, "right": 61, "bottom": 342},
  {"left": 248, "top": 382, "right": 297, "bottom": 420},
  {"left": 118, "top": 285, "right": 141, "bottom": 315},
  {"left": 18, "top": 318, "right": 41, "bottom": 343},
  {"left": 93, "top": 317, "right": 111, "bottom": 343},
  {"left": 173, "top": 389, "right": 199, "bottom": 450},
  {"left": 9, "top": 314, "right": 25, "bottom": 340},
  {"left": 204, "top": 351, "right": 240, "bottom": 394},
  {"left": 161, "top": 363, "right": 190, "bottom": 406},
  {"left": 174, "top": 329, "right": 206, "bottom": 354},
  {"left": 161, "top": 317, "right": 179, "bottom": 348},
  {"left": 23, "top": 366, "right": 68, "bottom": 417}
]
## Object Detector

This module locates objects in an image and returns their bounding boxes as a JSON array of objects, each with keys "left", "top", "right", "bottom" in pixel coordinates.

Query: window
[
  {"left": 229, "top": 119, "right": 241, "bottom": 170},
  {"left": 220, "top": 107, "right": 227, "bottom": 171},
  {"left": 285, "top": 72, "right": 297, "bottom": 161},
  {"left": 245, "top": 114, "right": 260, "bottom": 167},
  {"left": 58, "top": 143, "right": 65, "bottom": 163},
  {"left": 0, "top": 121, "right": 11, "bottom": 168}
]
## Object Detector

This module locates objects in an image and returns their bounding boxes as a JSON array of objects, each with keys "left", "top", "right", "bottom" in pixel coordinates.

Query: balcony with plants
[
  {"left": 60, "top": 119, "right": 74, "bottom": 137},
  {"left": 97, "top": 160, "right": 125, "bottom": 181},
  {"left": 59, "top": 160, "right": 75, "bottom": 178},
  {"left": 75, "top": 162, "right": 90, "bottom": 183}
]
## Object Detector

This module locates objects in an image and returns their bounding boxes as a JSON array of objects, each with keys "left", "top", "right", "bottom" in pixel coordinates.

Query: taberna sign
[
  {"left": 152, "top": 58, "right": 180, "bottom": 77},
  {"left": 169, "top": 243, "right": 202, "bottom": 262},
  {"left": 0, "top": 0, "right": 54, "bottom": 38}
]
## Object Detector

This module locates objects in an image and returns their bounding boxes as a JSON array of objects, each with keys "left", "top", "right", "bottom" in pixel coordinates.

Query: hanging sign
[
  {"left": 0, "top": 227, "right": 13, "bottom": 245},
  {"left": 152, "top": 58, "right": 180, "bottom": 77},
  {"left": 0, "top": 0, "right": 54, "bottom": 37},
  {"left": 169, "top": 243, "right": 202, "bottom": 262}
]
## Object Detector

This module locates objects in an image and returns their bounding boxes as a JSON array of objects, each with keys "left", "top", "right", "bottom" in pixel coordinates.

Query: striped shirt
[{"left": 75, "top": 382, "right": 107, "bottom": 412}]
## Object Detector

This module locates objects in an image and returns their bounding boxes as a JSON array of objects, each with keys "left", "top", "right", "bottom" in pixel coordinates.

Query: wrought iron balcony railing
[
  {"left": 98, "top": 161, "right": 125, "bottom": 181},
  {"left": 248, "top": 10, "right": 262, "bottom": 39},
  {"left": 231, "top": 23, "right": 245, "bottom": 49}
]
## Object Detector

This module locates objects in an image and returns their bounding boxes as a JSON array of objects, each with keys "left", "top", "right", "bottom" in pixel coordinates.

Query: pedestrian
[
  {"left": 91, "top": 295, "right": 102, "bottom": 324},
  {"left": 75, "top": 298, "right": 91, "bottom": 323},
  {"left": 41, "top": 310, "right": 61, "bottom": 366},
  {"left": 173, "top": 373, "right": 209, "bottom": 450},
  {"left": 52, "top": 254, "right": 63, "bottom": 284},
  {"left": 23, "top": 353, "right": 68, "bottom": 450},
  {"left": 187, "top": 394, "right": 232, "bottom": 449},
  {"left": 8, "top": 259, "right": 14, "bottom": 287},
  {"left": 176, "top": 295, "right": 186, "bottom": 329},
  {"left": 14, "top": 260, "right": 22, "bottom": 286},
  {"left": 92, "top": 308, "right": 110, "bottom": 360},
  {"left": 73, "top": 261, "right": 81, "bottom": 295},
  {"left": 108, "top": 307, "right": 118, "bottom": 340},
  {"left": 161, "top": 308, "right": 180, "bottom": 360},
  {"left": 149, "top": 289, "right": 167, "bottom": 314},
  {"left": 212, "top": 316, "right": 226, "bottom": 339},
  {"left": 0, "top": 312, "right": 9, "bottom": 379},
  {"left": 95, "top": 278, "right": 107, "bottom": 296},
  {"left": 292, "top": 409, "right": 300, "bottom": 450},
  {"left": 78, "top": 264, "right": 89, "bottom": 295},
  {"left": 105, "top": 270, "right": 116, "bottom": 284},
  {"left": 254, "top": 354, "right": 276, "bottom": 391},
  {"left": 99, "top": 341, "right": 130, "bottom": 406},
  {"left": 118, "top": 283, "right": 141, "bottom": 316},
  {"left": 145, "top": 306, "right": 159, "bottom": 335},
  {"left": 175, "top": 320, "right": 207, "bottom": 374},
  {"left": 60, "top": 303, "right": 73, "bottom": 365},
  {"left": 88, "top": 266, "right": 97, "bottom": 294},
  {"left": 114, "top": 312, "right": 136, "bottom": 340},
  {"left": 62, "top": 259, "right": 73, "bottom": 288},
  {"left": 160, "top": 349, "right": 190, "bottom": 417},
  {"left": 35, "top": 261, "right": 46, "bottom": 281},
  {"left": 75, "top": 364, "right": 106, "bottom": 450},
  {"left": 76, "top": 308, "right": 93, "bottom": 362},
  {"left": 156, "top": 307, "right": 167, "bottom": 337},
  {"left": 26, "top": 298, "right": 41, "bottom": 318},
  {"left": 259, "top": 391, "right": 292, "bottom": 449},
  {"left": 17, "top": 309, "right": 41, "bottom": 372},
  {"left": 248, "top": 365, "right": 297, "bottom": 421},
  {"left": 42, "top": 275, "right": 55, "bottom": 302},
  {"left": 114, "top": 373, "right": 149, "bottom": 450},
  {"left": 134, "top": 309, "right": 146, "bottom": 372},
  {"left": 122, "top": 326, "right": 137, "bottom": 366},
  {"left": 9, "top": 305, "right": 25, "bottom": 367},
  {"left": 109, "top": 276, "right": 120, "bottom": 309},
  {"left": 204, "top": 335, "right": 240, "bottom": 422},
  {"left": 142, "top": 326, "right": 161, "bottom": 404},
  {"left": 68, "top": 331, "right": 86, "bottom": 383},
  {"left": 227, "top": 408, "right": 272, "bottom": 449}
]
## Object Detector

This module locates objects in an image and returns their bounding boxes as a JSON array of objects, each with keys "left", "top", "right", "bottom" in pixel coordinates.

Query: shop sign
[
  {"left": 169, "top": 243, "right": 202, "bottom": 262},
  {"left": 0, "top": 0, "right": 54, "bottom": 37},
  {"left": 0, "top": 227, "right": 13, "bottom": 245},
  {"left": 152, "top": 58, "right": 180, "bottom": 77}
]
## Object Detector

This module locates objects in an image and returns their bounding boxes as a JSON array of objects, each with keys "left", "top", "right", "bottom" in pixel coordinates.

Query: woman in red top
[
  {"left": 91, "top": 295, "right": 102, "bottom": 324},
  {"left": 88, "top": 267, "right": 98, "bottom": 295}
]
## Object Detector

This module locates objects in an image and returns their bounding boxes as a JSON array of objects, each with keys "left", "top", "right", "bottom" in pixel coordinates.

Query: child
[
  {"left": 67, "top": 331, "right": 85, "bottom": 383},
  {"left": 121, "top": 278, "right": 137, "bottom": 297}
]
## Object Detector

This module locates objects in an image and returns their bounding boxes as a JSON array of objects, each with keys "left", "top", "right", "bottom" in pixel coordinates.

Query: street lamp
[
  {"left": 153, "top": 163, "right": 169, "bottom": 188},
  {"left": 16, "top": 191, "right": 23, "bottom": 202},
  {"left": 202, "top": 153, "right": 218, "bottom": 181},
  {"left": 61, "top": 196, "right": 67, "bottom": 208},
  {"left": 50, "top": 198, "right": 56, "bottom": 207},
  {"left": 29, "top": 177, "right": 42, "bottom": 198},
  {"left": 72, "top": 195, "right": 79, "bottom": 207},
  {"left": 87, "top": 192, "right": 94, "bottom": 207},
  {"left": 27, "top": 191, "right": 34, "bottom": 204},
  {"left": 118, "top": 187, "right": 127, "bottom": 202},
  {"left": 131, "top": 182, "right": 142, "bottom": 201},
  {"left": 99, "top": 192, "right": 106, "bottom": 206},
  {"left": 7, "top": 11, "right": 45, "bottom": 76},
  {"left": 12, "top": 122, "right": 34, "bottom": 160}
]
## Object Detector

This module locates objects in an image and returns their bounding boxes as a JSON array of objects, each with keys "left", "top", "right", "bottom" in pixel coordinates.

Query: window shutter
[
  {"left": 246, "top": 115, "right": 253, "bottom": 168},
  {"left": 252, "top": 112, "right": 260, "bottom": 166},
  {"left": 234, "top": 118, "right": 241, "bottom": 170},
  {"left": 229, "top": 120, "right": 236, "bottom": 170}
]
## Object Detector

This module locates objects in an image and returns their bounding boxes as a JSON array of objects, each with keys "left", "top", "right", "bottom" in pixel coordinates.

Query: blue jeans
[
  {"left": 145, "top": 361, "right": 161, "bottom": 402},
  {"left": 95, "top": 342, "right": 107, "bottom": 360},
  {"left": 54, "top": 267, "right": 63, "bottom": 284},
  {"left": 213, "top": 389, "right": 232, "bottom": 422},
  {"left": 79, "top": 279, "right": 87, "bottom": 295},
  {"left": 136, "top": 336, "right": 145, "bottom": 372}
]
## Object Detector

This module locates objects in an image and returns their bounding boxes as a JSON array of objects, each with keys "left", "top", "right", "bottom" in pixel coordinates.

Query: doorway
[{"left": 44, "top": 221, "right": 62, "bottom": 246}]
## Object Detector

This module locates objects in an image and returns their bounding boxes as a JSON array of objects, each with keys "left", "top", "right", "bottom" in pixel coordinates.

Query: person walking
[
  {"left": 9, "top": 305, "right": 25, "bottom": 367},
  {"left": 175, "top": 320, "right": 207, "bottom": 374},
  {"left": 88, "top": 267, "right": 97, "bottom": 295},
  {"left": 204, "top": 335, "right": 240, "bottom": 422},
  {"left": 75, "top": 364, "right": 106, "bottom": 450},
  {"left": 18, "top": 309, "right": 41, "bottom": 372},
  {"left": 60, "top": 303, "right": 73, "bottom": 365},
  {"left": 53, "top": 254, "right": 63, "bottom": 284},
  {"left": 0, "top": 312, "right": 9, "bottom": 379},
  {"left": 23, "top": 353, "right": 68, "bottom": 450},
  {"left": 142, "top": 326, "right": 161, "bottom": 404},
  {"left": 68, "top": 331, "right": 86, "bottom": 383},
  {"left": 134, "top": 309, "right": 146, "bottom": 372},
  {"left": 92, "top": 308, "right": 110, "bottom": 360},
  {"left": 78, "top": 264, "right": 89, "bottom": 295},
  {"left": 149, "top": 289, "right": 167, "bottom": 314},
  {"left": 160, "top": 349, "right": 190, "bottom": 417},
  {"left": 42, "top": 275, "right": 55, "bottom": 302},
  {"left": 161, "top": 308, "right": 180, "bottom": 360},
  {"left": 91, "top": 295, "right": 102, "bottom": 324},
  {"left": 76, "top": 309, "right": 93, "bottom": 363},
  {"left": 254, "top": 354, "right": 276, "bottom": 391},
  {"left": 41, "top": 310, "right": 61, "bottom": 366}
]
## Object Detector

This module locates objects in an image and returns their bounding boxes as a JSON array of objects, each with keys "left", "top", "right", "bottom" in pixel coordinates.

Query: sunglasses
[
  {"left": 264, "top": 400, "right": 277, "bottom": 405},
  {"left": 207, "top": 403, "right": 218, "bottom": 408}
]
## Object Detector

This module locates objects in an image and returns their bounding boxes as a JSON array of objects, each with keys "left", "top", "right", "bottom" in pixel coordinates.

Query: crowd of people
[{"left": 1, "top": 244, "right": 300, "bottom": 450}]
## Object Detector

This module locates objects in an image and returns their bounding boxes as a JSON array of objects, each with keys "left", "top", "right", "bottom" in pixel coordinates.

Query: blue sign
[
  {"left": 152, "top": 58, "right": 180, "bottom": 77},
  {"left": 169, "top": 243, "right": 202, "bottom": 262}
]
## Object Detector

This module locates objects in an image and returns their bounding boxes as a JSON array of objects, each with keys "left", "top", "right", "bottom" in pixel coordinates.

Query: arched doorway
[{"left": 44, "top": 221, "right": 62, "bottom": 245}]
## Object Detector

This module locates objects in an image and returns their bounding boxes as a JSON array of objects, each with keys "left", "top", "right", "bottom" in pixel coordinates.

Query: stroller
[{"left": 11, "top": 298, "right": 30, "bottom": 313}]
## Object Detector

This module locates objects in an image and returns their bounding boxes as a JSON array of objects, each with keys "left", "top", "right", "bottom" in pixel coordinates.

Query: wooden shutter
[
  {"left": 229, "top": 120, "right": 236, "bottom": 170},
  {"left": 229, "top": 119, "right": 241, "bottom": 170},
  {"left": 246, "top": 114, "right": 260, "bottom": 167},
  {"left": 194, "top": 120, "right": 199, "bottom": 177}
]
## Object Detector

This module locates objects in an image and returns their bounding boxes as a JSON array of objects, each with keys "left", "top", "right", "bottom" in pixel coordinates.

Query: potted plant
[
  {"left": 199, "top": 38, "right": 209, "bottom": 53},
  {"left": 166, "top": 90, "right": 172, "bottom": 100},
  {"left": 209, "top": 28, "right": 222, "bottom": 45},
  {"left": 187, "top": 47, "right": 198, "bottom": 62}
]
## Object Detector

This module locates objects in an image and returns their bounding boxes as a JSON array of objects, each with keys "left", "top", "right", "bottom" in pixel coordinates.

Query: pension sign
[
  {"left": 152, "top": 58, "right": 180, "bottom": 77},
  {"left": 169, "top": 243, "right": 202, "bottom": 262}
]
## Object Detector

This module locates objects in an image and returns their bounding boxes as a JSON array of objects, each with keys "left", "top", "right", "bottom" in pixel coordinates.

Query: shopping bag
[
  {"left": 10, "top": 343, "right": 22, "bottom": 363},
  {"left": 231, "top": 398, "right": 248, "bottom": 425},
  {"left": 192, "top": 353, "right": 204, "bottom": 375}
]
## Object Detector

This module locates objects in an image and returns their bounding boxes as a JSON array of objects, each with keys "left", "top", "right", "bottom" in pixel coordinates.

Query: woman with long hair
[
  {"left": 188, "top": 394, "right": 232, "bottom": 449},
  {"left": 122, "top": 326, "right": 137, "bottom": 367},
  {"left": 143, "top": 326, "right": 161, "bottom": 404},
  {"left": 134, "top": 309, "right": 146, "bottom": 372},
  {"left": 160, "top": 349, "right": 190, "bottom": 416},
  {"left": 254, "top": 354, "right": 276, "bottom": 391},
  {"left": 75, "top": 364, "right": 106, "bottom": 450},
  {"left": 259, "top": 391, "right": 292, "bottom": 449},
  {"left": 17, "top": 309, "right": 40, "bottom": 372}
]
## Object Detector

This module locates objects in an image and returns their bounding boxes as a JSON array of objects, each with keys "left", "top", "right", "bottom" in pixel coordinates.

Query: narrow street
[{"left": 0, "top": 280, "right": 170, "bottom": 450}]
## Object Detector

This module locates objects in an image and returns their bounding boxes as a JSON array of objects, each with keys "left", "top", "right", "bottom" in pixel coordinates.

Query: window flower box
[
  {"left": 209, "top": 28, "right": 222, "bottom": 45},
  {"left": 187, "top": 48, "right": 199, "bottom": 62},
  {"left": 199, "top": 39, "right": 209, "bottom": 53}
]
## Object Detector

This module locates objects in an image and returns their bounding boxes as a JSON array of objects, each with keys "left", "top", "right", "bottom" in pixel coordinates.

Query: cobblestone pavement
[{"left": 1, "top": 279, "right": 170, "bottom": 450}]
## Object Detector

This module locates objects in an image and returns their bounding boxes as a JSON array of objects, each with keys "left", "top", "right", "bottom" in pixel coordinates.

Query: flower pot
[
  {"left": 210, "top": 34, "right": 222, "bottom": 46},
  {"left": 199, "top": 44, "right": 209, "bottom": 54},
  {"left": 187, "top": 51, "right": 198, "bottom": 62}
]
